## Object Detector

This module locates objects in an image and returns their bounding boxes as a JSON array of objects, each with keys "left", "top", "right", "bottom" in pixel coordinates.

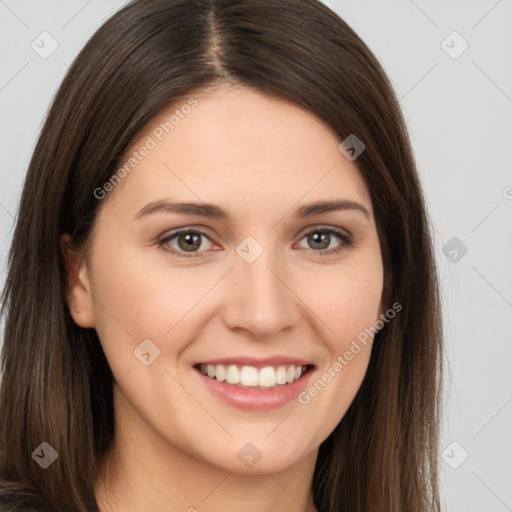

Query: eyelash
[{"left": 158, "top": 225, "right": 353, "bottom": 259}]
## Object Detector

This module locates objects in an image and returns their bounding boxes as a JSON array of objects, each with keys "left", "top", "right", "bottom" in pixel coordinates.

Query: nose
[{"left": 221, "top": 245, "right": 300, "bottom": 340}]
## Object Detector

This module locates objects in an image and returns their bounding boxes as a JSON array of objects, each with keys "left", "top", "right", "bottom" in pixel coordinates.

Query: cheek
[
  {"left": 304, "top": 258, "right": 384, "bottom": 347},
  {"left": 294, "top": 257, "right": 383, "bottom": 426},
  {"left": 87, "top": 240, "right": 225, "bottom": 376}
]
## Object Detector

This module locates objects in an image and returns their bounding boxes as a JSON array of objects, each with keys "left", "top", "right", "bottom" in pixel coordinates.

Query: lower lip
[{"left": 193, "top": 367, "right": 314, "bottom": 411}]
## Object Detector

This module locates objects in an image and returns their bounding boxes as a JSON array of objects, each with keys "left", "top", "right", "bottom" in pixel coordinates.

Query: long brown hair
[{"left": 0, "top": 0, "right": 443, "bottom": 510}]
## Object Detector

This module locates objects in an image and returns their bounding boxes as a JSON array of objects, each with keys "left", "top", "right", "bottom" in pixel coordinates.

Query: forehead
[{"left": 100, "top": 85, "right": 373, "bottom": 222}]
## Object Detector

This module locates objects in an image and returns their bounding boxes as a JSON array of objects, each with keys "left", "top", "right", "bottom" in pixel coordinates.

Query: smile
[
  {"left": 192, "top": 358, "right": 315, "bottom": 410},
  {"left": 196, "top": 363, "right": 311, "bottom": 389}
]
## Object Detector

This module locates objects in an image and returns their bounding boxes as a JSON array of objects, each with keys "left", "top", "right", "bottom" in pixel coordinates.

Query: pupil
[
  {"left": 179, "top": 233, "right": 200, "bottom": 251},
  {"left": 310, "top": 232, "right": 329, "bottom": 249}
]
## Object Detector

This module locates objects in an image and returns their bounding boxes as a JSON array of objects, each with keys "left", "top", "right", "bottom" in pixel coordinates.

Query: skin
[{"left": 62, "top": 84, "right": 384, "bottom": 512}]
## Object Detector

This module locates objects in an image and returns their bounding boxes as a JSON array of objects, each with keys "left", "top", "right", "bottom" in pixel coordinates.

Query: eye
[
  {"left": 158, "top": 225, "right": 353, "bottom": 259},
  {"left": 296, "top": 226, "right": 353, "bottom": 255},
  {"left": 159, "top": 228, "right": 214, "bottom": 258}
]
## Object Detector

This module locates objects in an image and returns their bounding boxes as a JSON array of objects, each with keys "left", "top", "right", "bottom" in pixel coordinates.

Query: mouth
[
  {"left": 192, "top": 356, "right": 316, "bottom": 410},
  {"left": 193, "top": 362, "right": 315, "bottom": 390}
]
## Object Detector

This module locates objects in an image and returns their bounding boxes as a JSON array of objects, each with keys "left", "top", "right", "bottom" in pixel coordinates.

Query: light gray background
[{"left": 1, "top": 1, "right": 511, "bottom": 511}]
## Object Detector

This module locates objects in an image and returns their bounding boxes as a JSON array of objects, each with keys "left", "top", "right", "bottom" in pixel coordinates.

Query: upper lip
[{"left": 194, "top": 356, "right": 314, "bottom": 369}]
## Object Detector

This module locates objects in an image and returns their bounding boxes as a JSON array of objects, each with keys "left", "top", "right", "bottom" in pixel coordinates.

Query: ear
[{"left": 60, "top": 233, "right": 96, "bottom": 328}]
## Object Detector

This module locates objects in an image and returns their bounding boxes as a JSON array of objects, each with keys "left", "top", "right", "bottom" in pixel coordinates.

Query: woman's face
[{"left": 68, "top": 84, "right": 384, "bottom": 474}]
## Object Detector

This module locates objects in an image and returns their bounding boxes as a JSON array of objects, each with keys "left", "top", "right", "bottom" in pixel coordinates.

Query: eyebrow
[{"left": 134, "top": 199, "right": 371, "bottom": 221}]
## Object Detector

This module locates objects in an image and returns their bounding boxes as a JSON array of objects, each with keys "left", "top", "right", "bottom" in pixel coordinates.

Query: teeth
[
  {"left": 240, "top": 366, "right": 259, "bottom": 386},
  {"left": 215, "top": 364, "right": 226, "bottom": 382},
  {"left": 258, "top": 366, "right": 276, "bottom": 387},
  {"left": 276, "top": 365, "right": 287, "bottom": 385},
  {"left": 226, "top": 364, "right": 240, "bottom": 384},
  {"left": 198, "top": 363, "right": 307, "bottom": 388}
]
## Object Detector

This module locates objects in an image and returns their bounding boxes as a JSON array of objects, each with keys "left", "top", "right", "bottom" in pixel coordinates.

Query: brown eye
[
  {"left": 176, "top": 232, "right": 202, "bottom": 252},
  {"left": 297, "top": 227, "right": 352, "bottom": 254},
  {"left": 307, "top": 232, "right": 331, "bottom": 250},
  {"left": 160, "top": 229, "right": 214, "bottom": 258}
]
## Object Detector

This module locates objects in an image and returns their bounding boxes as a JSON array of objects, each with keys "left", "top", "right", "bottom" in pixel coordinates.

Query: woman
[{"left": 0, "top": 0, "right": 443, "bottom": 510}]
